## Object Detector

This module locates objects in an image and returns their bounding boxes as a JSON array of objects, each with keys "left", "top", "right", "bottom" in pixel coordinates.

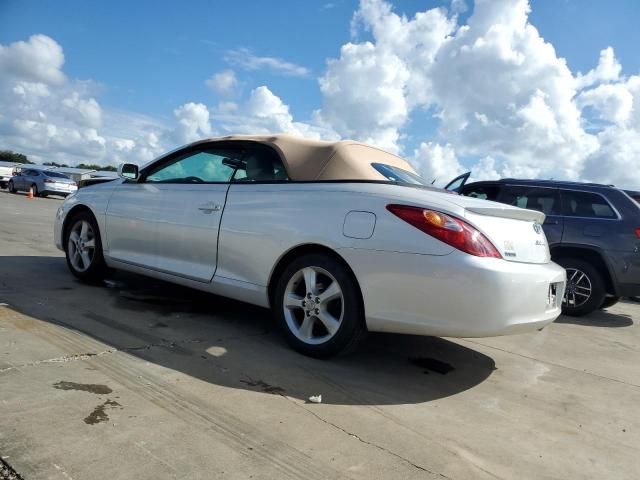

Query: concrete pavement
[{"left": 1, "top": 190, "right": 639, "bottom": 479}]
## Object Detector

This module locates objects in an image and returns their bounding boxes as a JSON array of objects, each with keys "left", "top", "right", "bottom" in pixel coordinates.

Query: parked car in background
[
  {"left": 447, "top": 175, "right": 640, "bottom": 316},
  {"left": 8, "top": 168, "right": 77, "bottom": 197},
  {"left": 0, "top": 162, "right": 16, "bottom": 189},
  {"left": 54, "top": 135, "right": 565, "bottom": 357}
]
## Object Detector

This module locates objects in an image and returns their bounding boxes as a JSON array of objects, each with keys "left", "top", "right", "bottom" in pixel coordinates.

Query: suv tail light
[
  {"left": 635, "top": 228, "right": 640, "bottom": 238},
  {"left": 386, "top": 204, "right": 502, "bottom": 258}
]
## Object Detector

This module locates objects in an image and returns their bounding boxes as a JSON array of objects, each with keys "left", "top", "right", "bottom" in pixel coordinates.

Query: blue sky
[
  {"left": 1, "top": 0, "right": 639, "bottom": 187},
  {"left": 2, "top": 0, "right": 637, "bottom": 121}
]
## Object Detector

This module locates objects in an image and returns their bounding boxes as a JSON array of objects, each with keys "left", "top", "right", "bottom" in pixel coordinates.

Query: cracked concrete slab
[{"left": 1, "top": 191, "right": 640, "bottom": 480}]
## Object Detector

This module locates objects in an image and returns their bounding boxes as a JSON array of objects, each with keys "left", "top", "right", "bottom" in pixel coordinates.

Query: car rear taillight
[
  {"left": 635, "top": 228, "right": 640, "bottom": 238},
  {"left": 386, "top": 204, "right": 502, "bottom": 258}
]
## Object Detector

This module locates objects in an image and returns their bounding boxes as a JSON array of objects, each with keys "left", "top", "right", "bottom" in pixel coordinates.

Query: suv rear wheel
[{"left": 557, "top": 258, "right": 606, "bottom": 316}]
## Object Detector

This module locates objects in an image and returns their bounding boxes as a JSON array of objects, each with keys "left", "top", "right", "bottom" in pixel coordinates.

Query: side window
[
  {"left": 461, "top": 185, "right": 500, "bottom": 201},
  {"left": 498, "top": 186, "right": 560, "bottom": 215},
  {"left": 146, "top": 149, "right": 236, "bottom": 184},
  {"left": 232, "top": 147, "right": 289, "bottom": 182},
  {"left": 561, "top": 190, "right": 617, "bottom": 219}
]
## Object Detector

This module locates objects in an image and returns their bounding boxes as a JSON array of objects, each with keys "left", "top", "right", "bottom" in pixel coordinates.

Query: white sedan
[{"left": 55, "top": 135, "right": 566, "bottom": 357}]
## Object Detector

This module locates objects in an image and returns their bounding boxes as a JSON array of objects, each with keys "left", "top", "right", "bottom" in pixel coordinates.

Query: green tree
[
  {"left": 76, "top": 163, "right": 117, "bottom": 172},
  {"left": 0, "top": 150, "right": 33, "bottom": 164}
]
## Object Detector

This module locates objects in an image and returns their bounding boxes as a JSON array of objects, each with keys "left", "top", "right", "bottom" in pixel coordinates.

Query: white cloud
[
  {"left": 410, "top": 142, "right": 463, "bottom": 184},
  {"left": 0, "top": 34, "right": 66, "bottom": 85},
  {"left": 213, "top": 86, "right": 339, "bottom": 140},
  {"left": 0, "top": 35, "right": 165, "bottom": 167},
  {"left": 318, "top": 0, "right": 640, "bottom": 188},
  {"left": 206, "top": 69, "right": 238, "bottom": 97},
  {"left": 173, "top": 102, "right": 212, "bottom": 143},
  {"left": 62, "top": 92, "right": 102, "bottom": 129},
  {"left": 225, "top": 48, "right": 311, "bottom": 77},
  {"left": 450, "top": 0, "right": 468, "bottom": 15},
  {"left": 575, "top": 47, "right": 622, "bottom": 90},
  {"left": 577, "top": 83, "right": 633, "bottom": 125},
  {"left": 3, "top": 2, "right": 640, "bottom": 189}
]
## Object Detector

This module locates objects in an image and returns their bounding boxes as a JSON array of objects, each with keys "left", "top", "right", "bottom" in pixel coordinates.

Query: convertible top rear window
[{"left": 372, "top": 163, "right": 430, "bottom": 186}]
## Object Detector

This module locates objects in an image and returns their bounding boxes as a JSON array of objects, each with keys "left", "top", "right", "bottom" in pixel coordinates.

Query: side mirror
[{"left": 118, "top": 163, "right": 139, "bottom": 181}]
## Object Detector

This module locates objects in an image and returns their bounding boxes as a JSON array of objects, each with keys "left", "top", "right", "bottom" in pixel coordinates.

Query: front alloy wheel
[
  {"left": 64, "top": 211, "right": 107, "bottom": 282},
  {"left": 275, "top": 254, "right": 366, "bottom": 358},
  {"left": 68, "top": 219, "right": 96, "bottom": 272}
]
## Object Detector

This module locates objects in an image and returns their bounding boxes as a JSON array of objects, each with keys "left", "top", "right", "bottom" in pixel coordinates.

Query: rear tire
[
  {"left": 557, "top": 257, "right": 606, "bottom": 317},
  {"left": 274, "top": 253, "right": 366, "bottom": 358},
  {"left": 8, "top": 181, "right": 16, "bottom": 194},
  {"left": 600, "top": 296, "right": 621, "bottom": 309},
  {"left": 63, "top": 211, "right": 107, "bottom": 283}
]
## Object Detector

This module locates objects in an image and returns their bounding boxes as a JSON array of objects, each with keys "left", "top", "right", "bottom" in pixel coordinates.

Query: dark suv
[{"left": 446, "top": 175, "right": 640, "bottom": 316}]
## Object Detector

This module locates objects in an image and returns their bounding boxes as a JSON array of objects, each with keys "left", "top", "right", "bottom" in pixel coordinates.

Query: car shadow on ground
[
  {"left": 555, "top": 308, "right": 634, "bottom": 328},
  {"left": 0, "top": 255, "right": 497, "bottom": 406}
]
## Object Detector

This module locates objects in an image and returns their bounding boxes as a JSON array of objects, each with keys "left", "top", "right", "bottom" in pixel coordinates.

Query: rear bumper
[
  {"left": 43, "top": 186, "right": 77, "bottom": 195},
  {"left": 339, "top": 248, "right": 566, "bottom": 338}
]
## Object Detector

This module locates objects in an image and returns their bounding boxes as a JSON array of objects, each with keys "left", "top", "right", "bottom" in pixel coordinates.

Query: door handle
[{"left": 198, "top": 203, "right": 221, "bottom": 214}]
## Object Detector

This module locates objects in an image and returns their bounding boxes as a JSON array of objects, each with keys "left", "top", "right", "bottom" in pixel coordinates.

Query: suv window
[
  {"left": 461, "top": 184, "right": 500, "bottom": 201},
  {"left": 561, "top": 190, "right": 617, "bottom": 219},
  {"left": 498, "top": 186, "right": 560, "bottom": 215},
  {"left": 146, "top": 149, "right": 237, "bottom": 184}
]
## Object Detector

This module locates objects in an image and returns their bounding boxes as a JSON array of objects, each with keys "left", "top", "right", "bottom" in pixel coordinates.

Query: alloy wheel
[
  {"left": 67, "top": 219, "right": 96, "bottom": 272},
  {"left": 282, "top": 266, "right": 344, "bottom": 345},
  {"left": 563, "top": 267, "right": 592, "bottom": 308}
]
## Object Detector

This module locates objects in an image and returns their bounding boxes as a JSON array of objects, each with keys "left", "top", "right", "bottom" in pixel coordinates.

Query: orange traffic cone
[{"left": 28, "top": 188, "right": 34, "bottom": 200}]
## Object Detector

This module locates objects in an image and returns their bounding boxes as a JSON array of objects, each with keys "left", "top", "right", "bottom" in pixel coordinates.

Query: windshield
[{"left": 371, "top": 163, "right": 431, "bottom": 186}]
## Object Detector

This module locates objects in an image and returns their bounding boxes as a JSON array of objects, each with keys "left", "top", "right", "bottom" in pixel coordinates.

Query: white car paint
[{"left": 55, "top": 174, "right": 566, "bottom": 338}]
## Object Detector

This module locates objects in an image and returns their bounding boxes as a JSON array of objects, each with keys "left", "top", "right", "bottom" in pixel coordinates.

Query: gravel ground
[{"left": 0, "top": 458, "right": 22, "bottom": 480}]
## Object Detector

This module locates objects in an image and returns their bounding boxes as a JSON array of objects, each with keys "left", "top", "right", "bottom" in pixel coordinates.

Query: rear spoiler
[{"left": 465, "top": 206, "right": 545, "bottom": 224}]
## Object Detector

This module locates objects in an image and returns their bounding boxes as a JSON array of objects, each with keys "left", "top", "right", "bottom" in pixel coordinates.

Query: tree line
[{"left": 0, "top": 150, "right": 116, "bottom": 171}]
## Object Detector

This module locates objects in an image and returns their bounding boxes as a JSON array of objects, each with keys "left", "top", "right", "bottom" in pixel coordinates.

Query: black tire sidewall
[
  {"left": 557, "top": 257, "right": 606, "bottom": 316},
  {"left": 8, "top": 181, "right": 15, "bottom": 193},
  {"left": 274, "top": 254, "right": 364, "bottom": 358},
  {"left": 64, "top": 211, "right": 107, "bottom": 283}
]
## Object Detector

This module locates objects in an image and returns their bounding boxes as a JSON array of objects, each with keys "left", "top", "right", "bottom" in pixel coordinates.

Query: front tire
[
  {"left": 8, "top": 181, "right": 16, "bottom": 193},
  {"left": 64, "top": 211, "right": 107, "bottom": 283},
  {"left": 274, "top": 253, "right": 366, "bottom": 358},
  {"left": 557, "top": 258, "right": 606, "bottom": 317}
]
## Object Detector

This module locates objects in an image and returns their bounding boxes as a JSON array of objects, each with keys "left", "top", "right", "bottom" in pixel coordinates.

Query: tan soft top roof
[{"left": 192, "top": 134, "right": 418, "bottom": 181}]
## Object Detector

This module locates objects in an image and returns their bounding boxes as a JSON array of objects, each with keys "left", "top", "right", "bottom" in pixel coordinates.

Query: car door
[
  {"left": 105, "top": 144, "right": 239, "bottom": 282},
  {"left": 497, "top": 185, "right": 564, "bottom": 247},
  {"left": 559, "top": 189, "right": 619, "bottom": 245},
  {"left": 14, "top": 169, "right": 28, "bottom": 190}
]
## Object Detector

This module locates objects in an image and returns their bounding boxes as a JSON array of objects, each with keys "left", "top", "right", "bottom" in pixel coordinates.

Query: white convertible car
[{"left": 55, "top": 135, "right": 566, "bottom": 357}]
